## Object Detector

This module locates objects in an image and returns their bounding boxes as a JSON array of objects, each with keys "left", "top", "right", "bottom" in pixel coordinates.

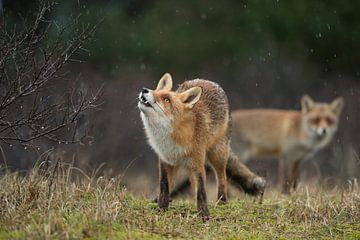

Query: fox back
[{"left": 138, "top": 73, "right": 230, "bottom": 166}]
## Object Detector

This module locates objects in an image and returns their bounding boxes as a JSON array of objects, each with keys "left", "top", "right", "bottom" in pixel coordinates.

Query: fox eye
[
  {"left": 163, "top": 97, "right": 170, "bottom": 103},
  {"left": 311, "top": 117, "right": 320, "bottom": 124},
  {"left": 326, "top": 117, "right": 334, "bottom": 125}
]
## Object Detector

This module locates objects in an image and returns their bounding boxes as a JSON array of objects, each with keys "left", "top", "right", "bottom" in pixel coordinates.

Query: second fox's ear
[
  {"left": 156, "top": 73, "right": 173, "bottom": 91},
  {"left": 180, "top": 87, "right": 202, "bottom": 109},
  {"left": 301, "top": 95, "right": 315, "bottom": 113},
  {"left": 331, "top": 97, "right": 344, "bottom": 116}
]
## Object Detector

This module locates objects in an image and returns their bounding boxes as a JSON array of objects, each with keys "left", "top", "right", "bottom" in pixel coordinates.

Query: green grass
[{"left": 0, "top": 165, "right": 359, "bottom": 239}]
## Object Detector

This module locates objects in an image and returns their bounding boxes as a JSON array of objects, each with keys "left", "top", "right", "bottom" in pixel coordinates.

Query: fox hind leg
[
  {"left": 207, "top": 141, "right": 229, "bottom": 203},
  {"left": 280, "top": 158, "right": 302, "bottom": 194},
  {"left": 188, "top": 154, "right": 210, "bottom": 221},
  {"left": 291, "top": 160, "right": 302, "bottom": 191}
]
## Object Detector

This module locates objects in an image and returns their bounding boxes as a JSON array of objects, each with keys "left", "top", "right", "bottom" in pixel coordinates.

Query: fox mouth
[{"left": 139, "top": 95, "right": 152, "bottom": 107}]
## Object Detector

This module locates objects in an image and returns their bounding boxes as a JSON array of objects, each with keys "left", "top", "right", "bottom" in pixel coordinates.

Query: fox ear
[
  {"left": 330, "top": 97, "right": 344, "bottom": 115},
  {"left": 156, "top": 73, "right": 173, "bottom": 91},
  {"left": 180, "top": 87, "right": 202, "bottom": 109},
  {"left": 301, "top": 95, "right": 315, "bottom": 113}
]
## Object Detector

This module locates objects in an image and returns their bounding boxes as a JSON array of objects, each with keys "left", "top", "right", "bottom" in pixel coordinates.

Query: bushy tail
[{"left": 226, "top": 151, "right": 266, "bottom": 196}]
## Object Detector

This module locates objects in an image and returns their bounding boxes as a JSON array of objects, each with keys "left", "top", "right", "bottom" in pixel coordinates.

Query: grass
[{"left": 0, "top": 163, "right": 360, "bottom": 239}]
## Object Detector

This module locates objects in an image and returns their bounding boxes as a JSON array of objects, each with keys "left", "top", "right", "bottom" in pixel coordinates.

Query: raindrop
[
  {"left": 327, "top": 24, "right": 331, "bottom": 30},
  {"left": 333, "top": 53, "right": 337, "bottom": 58},
  {"left": 24, "top": 146, "right": 27, "bottom": 150},
  {"left": 315, "top": 32, "right": 322, "bottom": 38}
]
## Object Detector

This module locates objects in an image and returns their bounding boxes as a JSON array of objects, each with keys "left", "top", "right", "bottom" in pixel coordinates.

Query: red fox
[
  {"left": 138, "top": 73, "right": 265, "bottom": 220},
  {"left": 231, "top": 95, "right": 344, "bottom": 194}
]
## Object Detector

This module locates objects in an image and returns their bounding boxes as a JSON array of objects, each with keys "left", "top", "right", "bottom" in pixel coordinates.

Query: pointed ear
[
  {"left": 180, "top": 87, "right": 202, "bottom": 109},
  {"left": 301, "top": 95, "right": 315, "bottom": 114},
  {"left": 156, "top": 73, "right": 173, "bottom": 91},
  {"left": 330, "top": 97, "right": 344, "bottom": 116}
]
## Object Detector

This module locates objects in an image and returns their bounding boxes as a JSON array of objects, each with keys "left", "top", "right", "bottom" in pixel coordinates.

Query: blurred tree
[{"left": 4, "top": 1, "right": 360, "bottom": 79}]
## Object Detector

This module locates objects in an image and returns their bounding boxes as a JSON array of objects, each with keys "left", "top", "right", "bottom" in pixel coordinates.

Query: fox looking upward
[
  {"left": 231, "top": 95, "right": 344, "bottom": 194},
  {"left": 138, "top": 73, "right": 265, "bottom": 220}
]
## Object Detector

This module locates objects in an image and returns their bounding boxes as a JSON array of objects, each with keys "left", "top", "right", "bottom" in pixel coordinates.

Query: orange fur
[
  {"left": 138, "top": 73, "right": 231, "bottom": 220},
  {"left": 231, "top": 95, "right": 344, "bottom": 194}
]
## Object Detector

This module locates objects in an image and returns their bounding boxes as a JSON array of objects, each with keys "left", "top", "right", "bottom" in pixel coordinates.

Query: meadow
[{"left": 0, "top": 162, "right": 359, "bottom": 240}]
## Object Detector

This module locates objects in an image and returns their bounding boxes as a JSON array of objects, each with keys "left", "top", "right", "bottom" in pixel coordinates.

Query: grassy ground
[{"left": 0, "top": 164, "right": 360, "bottom": 239}]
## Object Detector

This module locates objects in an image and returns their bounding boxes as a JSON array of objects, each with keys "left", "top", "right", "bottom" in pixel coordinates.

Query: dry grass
[{"left": 0, "top": 162, "right": 360, "bottom": 239}]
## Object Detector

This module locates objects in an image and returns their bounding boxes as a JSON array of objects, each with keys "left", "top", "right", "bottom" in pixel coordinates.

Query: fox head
[
  {"left": 301, "top": 95, "right": 344, "bottom": 142},
  {"left": 138, "top": 73, "right": 202, "bottom": 124}
]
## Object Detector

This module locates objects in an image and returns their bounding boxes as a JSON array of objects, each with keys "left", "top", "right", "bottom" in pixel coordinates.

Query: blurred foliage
[{"left": 3, "top": 0, "right": 360, "bottom": 79}]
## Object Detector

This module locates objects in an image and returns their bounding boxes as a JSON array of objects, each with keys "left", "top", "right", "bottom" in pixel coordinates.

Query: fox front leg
[{"left": 158, "top": 161, "right": 171, "bottom": 209}]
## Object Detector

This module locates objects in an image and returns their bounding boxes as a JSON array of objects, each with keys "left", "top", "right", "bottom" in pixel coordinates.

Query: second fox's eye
[
  {"left": 326, "top": 117, "right": 334, "bottom": 125},
  {"left": 163, "top": 97, "right": 170, "bottom": 103},
  {"left": 312, "top": 117, "right": 320, "bottom": 124}
]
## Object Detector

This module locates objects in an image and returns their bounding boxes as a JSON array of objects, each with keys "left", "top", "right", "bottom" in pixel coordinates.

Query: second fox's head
[
  {"left": 301, "top": 95, "right": 344, "bottom": 141},
  {"left": 138, "top": 73, "right": 202, "bottom": 122}
]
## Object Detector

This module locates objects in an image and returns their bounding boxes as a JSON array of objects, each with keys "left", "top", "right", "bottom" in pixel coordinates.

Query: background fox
[
  {"left": 231, "top": 95, "right": 344, "bottom": 194},
  {"left": 138, "top": 73, "right": 265, "bottom": 220}
]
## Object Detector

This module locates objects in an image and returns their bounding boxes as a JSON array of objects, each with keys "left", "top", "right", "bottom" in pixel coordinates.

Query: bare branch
[{"left": 0, "top": 1, "right": 102, "bottom": 147}]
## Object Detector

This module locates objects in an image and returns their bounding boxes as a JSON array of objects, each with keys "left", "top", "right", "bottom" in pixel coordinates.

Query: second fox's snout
[{"left": 316, "top": 127, "right": 327, "bottom": 136}]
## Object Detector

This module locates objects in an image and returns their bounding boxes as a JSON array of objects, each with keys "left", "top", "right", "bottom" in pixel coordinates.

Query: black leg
[
  {"left": 197, "top": 172, "right": 210, "bottom": 221},
  {"left": 170, "top": 165, "right": 213, "bottom": 199},
  {"left": 158, "top": 161, "right": 170, "bottom": 209}
]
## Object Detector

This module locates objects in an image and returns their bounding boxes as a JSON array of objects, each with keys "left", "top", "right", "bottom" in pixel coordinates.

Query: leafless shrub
[{"left": 0, "top": 1, "right": 102, "bottom": 150}]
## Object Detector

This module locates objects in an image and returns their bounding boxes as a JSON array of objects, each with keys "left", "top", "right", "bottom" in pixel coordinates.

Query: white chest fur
[{"left": 141, "top": 113, "right": 188, "bottom": 166}]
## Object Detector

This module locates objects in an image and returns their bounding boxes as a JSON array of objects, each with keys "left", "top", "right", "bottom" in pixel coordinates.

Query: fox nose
[
  {"left": 142, "top": 88, "right": 149, "bottom": 94},
  {"left": 317, "top": 128, "right": 327, "bottom": 135}
]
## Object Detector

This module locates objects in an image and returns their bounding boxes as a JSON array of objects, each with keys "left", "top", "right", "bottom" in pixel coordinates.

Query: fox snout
[
  {"left": 139, "top": 88, "right": 154, "bottom": 108},
  {"left": 141, "top": 88, "right": 149, "bottom": 95},
  {"left": 316, "top": 127, "right": 327, "bottom": 137}
]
